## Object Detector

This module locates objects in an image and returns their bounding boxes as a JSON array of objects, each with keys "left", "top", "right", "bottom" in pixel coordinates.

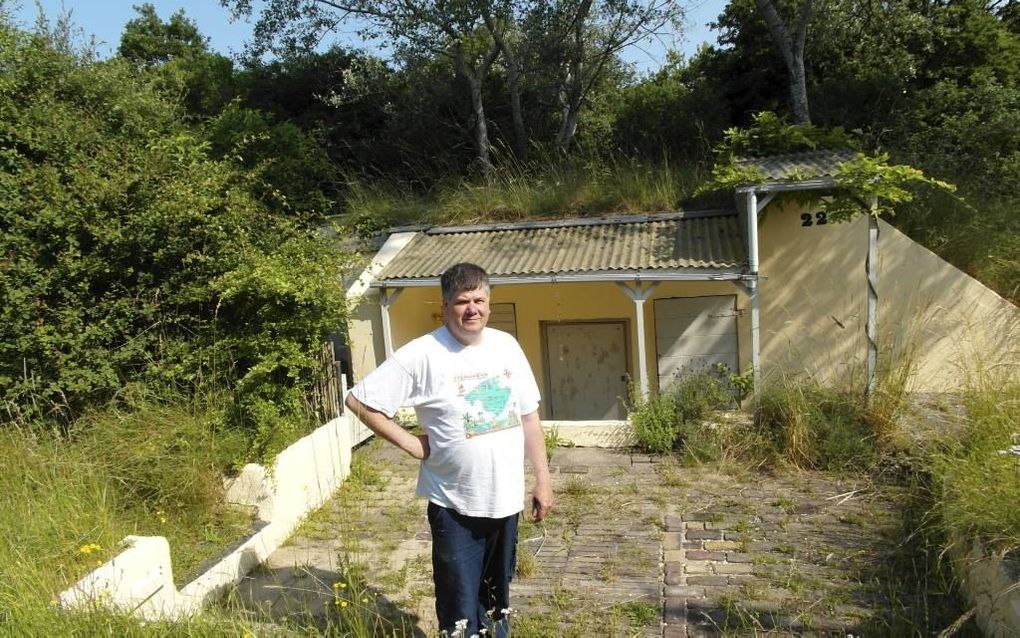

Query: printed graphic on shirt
[{"left": 456, "top": 369, "right": 520, "bottom": 437}]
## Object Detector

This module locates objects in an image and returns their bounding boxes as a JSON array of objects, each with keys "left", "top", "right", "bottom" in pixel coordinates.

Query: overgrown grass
[
  {"left": 629, "top": 366, "right": 745, "bottom": 459},
  {"left": 0, "top": 390, "right": 258, "bottom": 634},
  {"left": 337, "top": 155, "right": 708, "bottom": 234},
  {"left": 928, "top": 375, "right": 1020, "bottom": 554},
  {"left": 757, "top": 382, "right": 879, "bottom": 472}
]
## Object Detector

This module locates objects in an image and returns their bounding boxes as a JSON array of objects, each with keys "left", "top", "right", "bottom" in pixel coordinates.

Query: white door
[
  {"left": 544, "top": 322, "right": 629, "bottom": 420},
  {"left": 654, "top": 296, "right": 739, "bottom": 389}
]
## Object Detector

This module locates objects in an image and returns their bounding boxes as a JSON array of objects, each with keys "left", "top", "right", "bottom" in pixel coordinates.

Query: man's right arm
[{"left": 345, "top": 394, "right": 430, "bottom": 460}]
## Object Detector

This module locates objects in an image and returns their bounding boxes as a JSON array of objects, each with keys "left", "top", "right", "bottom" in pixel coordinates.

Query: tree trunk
[
  {"left": 454, "top": 44, "right": 499, "bottom": 176},
  {"left": 484, "top": 12, "right": 529, "bottom": 162},
  {"left": 504, "top": 50, "right": 529, "bottom": 162},
  {"left": 555, "top": 0, "right": 592, "bottom": 154},
  {"left": 755, "top": 0, "right": 812, "bottom": 124}
]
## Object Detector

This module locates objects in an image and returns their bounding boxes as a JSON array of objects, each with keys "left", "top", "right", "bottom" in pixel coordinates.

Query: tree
[
  {"left": 522, "top": 0, "right": 681, "bottom": 153},
  {"left": 1, "top": 18, "right": 352, "bottom": 455},
  {"left": 118, "top": 2, "right": 208, "bottom": 65},
  {"left": 223, "top": 0, "right": 504, "bottom": 174},
  {"left": 119, "top": 4, "right": 236, "bottom": 117},
  {"left": 754, "top": 0, "right": 812, "bottom": 123}
]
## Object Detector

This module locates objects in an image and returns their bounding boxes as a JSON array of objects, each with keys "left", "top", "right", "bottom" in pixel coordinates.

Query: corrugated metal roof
[
  {"left": 736, "top": 149, "right": 857, "bottom": 182},
  {"left": 375, "top": 211, "right": 746, "bottom": 283}
]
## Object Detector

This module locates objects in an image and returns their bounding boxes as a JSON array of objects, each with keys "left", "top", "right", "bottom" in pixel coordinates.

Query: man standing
[{"left": 345, "top": 263, "right": 553, "bottom": 637}]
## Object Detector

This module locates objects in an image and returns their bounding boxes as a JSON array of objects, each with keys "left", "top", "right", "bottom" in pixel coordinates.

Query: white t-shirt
[{"left": 349, "top": 326, "right": 541, "bottom": 518}]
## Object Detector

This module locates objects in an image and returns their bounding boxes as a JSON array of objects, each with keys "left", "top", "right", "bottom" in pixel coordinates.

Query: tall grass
[
  {"left": 0, "top": 390, "right": 258, "bottom": 634},
  {"left": 337, "top": 154, "right": 708, "bottom": 233},
  {"left": 928, "top": 375, "right": 1020, "bottom": 554}
]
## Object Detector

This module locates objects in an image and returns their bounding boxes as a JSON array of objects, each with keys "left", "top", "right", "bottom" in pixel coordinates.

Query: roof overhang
[
  {"left": 735, "top": 177, "right": 836, "bottom": 195},
  {"left": 372, "top": 268, "right": 748, "bottom": 288}
]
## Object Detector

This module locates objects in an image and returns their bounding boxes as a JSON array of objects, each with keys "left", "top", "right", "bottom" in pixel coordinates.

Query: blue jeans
[{"left": 427, "top": 502, "right": 518, "bottom": 637}]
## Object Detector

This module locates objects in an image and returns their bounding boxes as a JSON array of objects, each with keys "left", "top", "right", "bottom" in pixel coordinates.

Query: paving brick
[
  {"left": 684, "top": 512, "right": 724, "bottom": 522},
  {"left": 703, "top": 521, "right": 732, "bottom": 530},
  {"left": 684, "top": 560, "right": 715, "bottom": 574},
  {"left": 682, "top": 541, "right": 703, "bottom": 549},
  {"left": 664, "top": 549, "right": 684, "bottom": 562},
  {"left": 665, "top": 563, "right": 684, "bottom": 585},
  {"left": 663, "top": 532, "right": 684, "bottom": 549},
  {"left": 664, "top": 585, "right": 706, "bottom": 598},
  {"left": 725, "top": 552, "right": 754, "bottom": 563},
  {"left": 685, "top": 550, "right": 725, "bottom": 561},
  {"left": 715, "top": 563, "right": 754, "bottom": 574},
  {"left": 663, "top": 597, "right": 686, "bottom": 623},
  {"left": 686, "top": 575, "right": 729, "bottom": 586},
  {"left": 686, "top": 529, "right": 721, "bottom": 541},
  {"left": 703, "top": 540, "right": 741, "bottom": 551},
  {"left": 663, "top": 625, "right": 687, "bottom": 638},
  {"left": 665, "top": 515, "right": 684, "bottom": 531}
]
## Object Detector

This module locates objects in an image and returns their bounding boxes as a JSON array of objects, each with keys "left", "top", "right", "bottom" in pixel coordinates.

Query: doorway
[{"left": 542, "top": 321, "right": 630, "bottom": 420}]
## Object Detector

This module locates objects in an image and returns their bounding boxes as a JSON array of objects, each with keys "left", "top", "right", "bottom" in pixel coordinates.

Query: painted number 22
[{"left": 801, "top": 212, "right": 828, "bottom": 227}]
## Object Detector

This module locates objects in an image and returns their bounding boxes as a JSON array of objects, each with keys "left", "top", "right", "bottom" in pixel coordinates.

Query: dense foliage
[{"left": 0, "top": 18, "right": 352, "bottom": 459}]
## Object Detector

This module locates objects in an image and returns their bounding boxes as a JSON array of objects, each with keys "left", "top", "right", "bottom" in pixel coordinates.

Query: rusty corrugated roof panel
[
  {"left": 375, "top": 212, "right": 745, "bottom": 282},
  {"left": 736, "top": 149, "right": 857, "bottom": 182}
]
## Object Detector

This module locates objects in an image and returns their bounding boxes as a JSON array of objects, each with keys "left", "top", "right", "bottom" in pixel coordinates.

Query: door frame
[{"left": 539, "top": 319, "right": 632, "bottom": 420}]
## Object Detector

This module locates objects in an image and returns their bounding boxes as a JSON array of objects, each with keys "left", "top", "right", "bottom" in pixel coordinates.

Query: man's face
[{"left": 442, "top": 286, "right": 490, "bottom": 345}]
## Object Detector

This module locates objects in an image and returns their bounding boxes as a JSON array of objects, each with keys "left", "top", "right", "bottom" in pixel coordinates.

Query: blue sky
[{"left": 10, "top": 0, "right": 726, "bottom": 73}]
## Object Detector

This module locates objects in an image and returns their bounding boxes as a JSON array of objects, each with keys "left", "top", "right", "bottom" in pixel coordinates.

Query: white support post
[
  {"left": 743, "top": 190, "right": 762, "bottom": 399},
  {"left": 617, "top": 281, "right": 659, "bottom": 398},
  {"left": 379, "top": 287, "right": 402, "bottom": 359},
  {"left": 866, "top": 201, "right": 879, "bottom": 400}
]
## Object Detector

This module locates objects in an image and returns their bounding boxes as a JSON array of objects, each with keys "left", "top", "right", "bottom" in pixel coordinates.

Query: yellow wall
[
  {"left": 758, "top": 203, "right": 869, "bottom": 386},
  {"left": 758, "top": 202, "right": 1020, "bottom": 391},
  {"left": 346, "top": 292, "right": 386, "bottom": 382},
  {"left": 385, "top": 280, "right": 750, "bottom": 417}
]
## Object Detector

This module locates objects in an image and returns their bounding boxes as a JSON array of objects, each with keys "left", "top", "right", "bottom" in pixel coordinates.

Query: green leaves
[
  {"left": 699, "top": 112, "right": 956, "bottom": 223},
  {"left": 827, "top": 152, "right": 955, "bottom": 222},
  {"left": 715, "top": 111, "right": 860, "bottom": 158},
  {"left": 1, "top": 20, "right": 353, "bottom": 461}
]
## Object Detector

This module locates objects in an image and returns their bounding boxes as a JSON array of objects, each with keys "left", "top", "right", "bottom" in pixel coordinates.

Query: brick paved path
[{"left": 230, "top": 440, "right": 926, "bottom": 637}]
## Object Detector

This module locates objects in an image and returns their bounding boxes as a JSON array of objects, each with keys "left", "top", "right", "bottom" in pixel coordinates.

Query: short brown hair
[{"left": 440, "top": 263, "right": 490, "bottom": 303}]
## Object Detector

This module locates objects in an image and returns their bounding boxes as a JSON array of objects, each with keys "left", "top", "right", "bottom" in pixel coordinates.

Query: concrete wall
[
  {"left": 384, "top": 280, "right": 752, "bottom": 417},
  {"left": 875, "top": 220, "right": 1020, "bottom": 391},
  {"left": 59, "top": 414, "right": 368, "bottom": 621},
  {"left": 758, "top": 203, "right": 869, "bottom": 387},
  {"left": 757, "top": 201, "right": 1020, "bottom": 391},
  {"left": 954, "top": 539, "right": 1020, "bottom": 636}
]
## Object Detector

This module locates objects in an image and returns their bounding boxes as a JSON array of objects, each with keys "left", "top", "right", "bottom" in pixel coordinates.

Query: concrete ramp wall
[{"left": 876, "top": 220, "right": 1020, "bottom": 391}]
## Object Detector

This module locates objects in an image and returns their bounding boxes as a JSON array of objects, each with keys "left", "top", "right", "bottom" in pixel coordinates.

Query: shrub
[
  {"left": 670, "top": 366, "right": 741, "bottom": 462},
  {"left": 757, "top": 381, "right": 877, "bottom": 472},
  {"left": 628, "top": 387, "right": 678, "bottom": 454},
  {"left": 0, "top": 20, "right": 353, "bottom": 460}
]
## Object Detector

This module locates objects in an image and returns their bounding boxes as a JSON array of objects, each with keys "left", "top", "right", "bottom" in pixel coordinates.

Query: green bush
[
  {"left": 671, "top": 367, "right": 740, "bottom": 463},
  {"left": 629, "top": 387, "right": 678, "bottom": 454},
  {"left": 629, "top": 366, "right": 742, "bottom": 456},
  {"left": 757, "top": 382, "right": 877, "bottom": 472},
  {"left": 0, "top": 20, "right": 352, "bottom": 460}
]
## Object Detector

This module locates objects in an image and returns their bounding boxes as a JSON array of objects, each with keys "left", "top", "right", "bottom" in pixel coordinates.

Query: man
[{"left": 345, "top": 262, "right": 554, "bottom": 637}]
